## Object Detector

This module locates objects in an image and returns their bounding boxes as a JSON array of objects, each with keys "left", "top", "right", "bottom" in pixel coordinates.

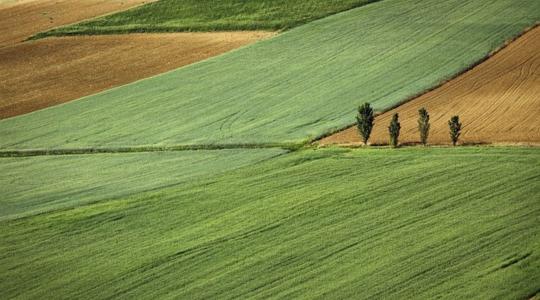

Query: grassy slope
[
  {"left": 0, "top": 149, "right": 285, "bottom": 220},
  {"left": 37, "top": 0, "right": 377, "bottom": 37},
  {"left": 35, "top": 0, "right": 379, "bottom": 37},
  {"left": 1, "top": 147, "right": 539, "bottom": 299},
  {"left": 1, "top": 0, "right": 539, "bottom": 150}
]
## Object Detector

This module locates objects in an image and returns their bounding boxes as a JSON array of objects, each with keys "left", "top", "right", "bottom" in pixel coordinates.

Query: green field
[
  {"left": 34, "top": 0, "right": 378, "bottom": 38},
  {"left": 0, "top": 149, "right": 285, "bottom": 220},
  {"left": 1, "top": 0, "right": 538, "bottom": 150},
  {"left": 3, "top": 0, "right": 540, "bottom": 297},
  {"left": 1, "top": 147, "right": 539, "bottom": 299}
]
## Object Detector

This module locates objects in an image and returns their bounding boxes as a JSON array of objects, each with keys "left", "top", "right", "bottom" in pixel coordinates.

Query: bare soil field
[
  {"left": 0, "top": 0, "right": 153, "bottom": 47},
  {"left": 0, "top": 32, "right": 273, "bottom": 118},
  {"left": 319, "top": 27, "right": 540, "bottom": 146},
  {"left": 0, "top": 0, "right": 273, "bottom": 119}
]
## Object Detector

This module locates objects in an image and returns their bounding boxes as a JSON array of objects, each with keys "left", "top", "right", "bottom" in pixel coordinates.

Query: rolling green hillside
[
  {"left": 1, "top": 147, "right": 539, "bottom": 299},
  {"left": 1, "top": 0, "right": 538, "bottom": 150},
  {"left": 0, "top": 149, "right": 285, "bottom": 220},
  {"left": 34, "top": 0, "right": 378, "bottom": 37},
  {"left": 3, "top": 0, "right": 539, "bottom": 298}
]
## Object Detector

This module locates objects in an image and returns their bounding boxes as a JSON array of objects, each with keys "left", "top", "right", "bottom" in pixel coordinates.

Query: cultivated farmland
[
  {"left": 0, "top": 0, "right": 153, "bottom": 47},
  {"left": 35, "top": 0, "right": 378, "bottom": 37},
  {"left": 1, "top": 147, "right": 538, "bottom": 299},
  {"left": 1, "top": 0, "right": 538, "bottom": 150},
  {"left": 2, "top": 0, "right": 539, "bottom": 298},
  {"left": 0, "top": 149, "right": 284, "bottom": 220},
  {"left": 319, "top": 26, "right": 540, "bottom": 146},
  {"left": 0, "top": 32, "right": 273, "bottom": 118}
]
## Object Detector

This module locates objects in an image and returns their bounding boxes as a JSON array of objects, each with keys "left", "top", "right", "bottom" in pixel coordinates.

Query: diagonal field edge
[
  {"left": 1, "top": 0, "right": 539, "bottom": 149},
  {"left": 312, "top": 22, "right": 540, "bottom": 143},
  {"left": 29, "top": 0, "right": 384, "bottom": 39}
]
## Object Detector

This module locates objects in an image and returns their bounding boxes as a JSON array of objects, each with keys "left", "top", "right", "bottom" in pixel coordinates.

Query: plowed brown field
[
  {"left": 0, "top": 32, "right": 273, "bottom": 118},
  {"left": 319, "top": 26, "right": 540, "bottom": 146},
  {"left": 0, "top": 0, "right": 153, "bottom": 47}
]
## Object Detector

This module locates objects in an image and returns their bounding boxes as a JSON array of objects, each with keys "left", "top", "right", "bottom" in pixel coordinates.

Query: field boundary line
[
  {"left": 21, "top": 0, "right": 160, "bottom": 44},
  {"left": 0, "top": 143, "right": 304, "bottom": 157},
  {"left": 28, "top": 0, "right": 385, "bottom": 39},
  {"left": 311, "top": 22, "right": 540, "bottom": 144},
  {"left": 2, "top": 142, "right": 538, "bottom": 158}
]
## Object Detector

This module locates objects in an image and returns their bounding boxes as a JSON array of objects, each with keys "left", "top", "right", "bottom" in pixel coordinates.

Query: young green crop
[
  {"left": 1, "top": 0, "right": 538, "bottom": 150},
  {"left": 1, "top": 147, "right": 539, "bottom": 298},
  {"left": 33, "top": 0, "right": 379, "bottom": 38},
  {"left": 0, "top": 149, "right": 285, "bottom": 220}
]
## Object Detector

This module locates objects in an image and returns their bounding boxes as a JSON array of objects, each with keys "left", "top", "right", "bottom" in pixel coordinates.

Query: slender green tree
[
  {"left": 388, "top": 113, "right": 400, "bottom": 148},
  {"left": 417, "top": 107, "right": 430, "bottom": 146},
  {"left": 356, "top": 103, "right": 374, "bottom": 145},
  {"left": 448, "top": 115, "right": 462, "bottom": 146}
]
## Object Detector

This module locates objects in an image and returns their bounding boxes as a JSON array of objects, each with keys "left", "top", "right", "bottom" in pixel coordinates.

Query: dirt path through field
[
  {"left": 319, "top": 26, "right": 540, "bottom": 146},
  {"left": 0, "top": 32, "right": 274, "bottom": 119},
  {"left": 0, "top": 0, "right": 154, "bottom": 47}
]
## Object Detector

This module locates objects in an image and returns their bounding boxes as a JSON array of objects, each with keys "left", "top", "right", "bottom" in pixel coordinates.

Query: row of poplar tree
[{"left": 356, "top": 103, "right": 462, "bottom": 147}]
